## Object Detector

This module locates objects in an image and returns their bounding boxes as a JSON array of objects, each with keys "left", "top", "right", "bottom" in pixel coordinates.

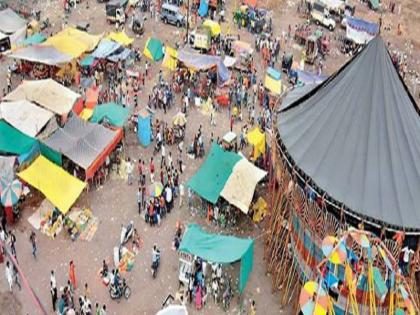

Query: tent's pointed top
[{"left": 278, "top": 36, "right": 420, "bottom": 231}]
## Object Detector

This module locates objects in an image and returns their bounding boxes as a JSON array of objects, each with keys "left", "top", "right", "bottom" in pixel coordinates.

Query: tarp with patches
[
  {"left": 4, "top": 79, "right": 81, "bottom": 115},
  {"left": 8, "top": 45, "right": 73, "bottom": 66},
  {"left": 0, "top": 100, "right": 54, "bottom": 137},
  {"left": 92, "top": 39, "right": 121, "bottom": 58}
]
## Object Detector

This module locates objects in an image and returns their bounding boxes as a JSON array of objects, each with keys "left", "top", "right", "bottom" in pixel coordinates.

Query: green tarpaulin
[
  {"left": 80, "top": 54, "right": 95, "bottom": 67},
  {"left": 18, "top": 33, "right": 46, "bottom": 46},
  {"left": 91, "top": 102, "right": 130, "bottom": 127},
  {"left": 0, "top": 120, "right": 37, "bottom": 155},
  {"left": 179, "top": 224, "right": 254, "bottom": 293},
  {"left": 144, "top": 37, "right": 164, "bottom": 61},
  {"left": 370, "top": 0, "right": 379, "bottom": 9},
  {"left": 39, "top": 142, "right": 62, "bottom": 166},
  {"left": 187, "top": 143, "right": 241, "bottom": 204}
]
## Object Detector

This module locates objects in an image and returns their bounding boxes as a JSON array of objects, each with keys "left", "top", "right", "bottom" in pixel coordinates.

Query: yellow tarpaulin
[
  {"left": 45, "top": 27, "right": 102, "bottom": 58},
  {"left": 162, "top": 46, "right": 178, "bottom": 71},
  {"left": 18, "top": 156, "right": 86, "bottom": 214},
  {"left": 264, "top": 74, "right": 282, "bottom": 95},
  {"left": 247, "top": 127, "right": 266, "bottom": 159},
  {"left": 79, "top": 108, "right": 93, "bottom": 121},
  {"left": 203, "top": 19, "right": 221, "bottom": 37},
  {"left": 106, "top": 31, "right": 134, "bottom": 47}
]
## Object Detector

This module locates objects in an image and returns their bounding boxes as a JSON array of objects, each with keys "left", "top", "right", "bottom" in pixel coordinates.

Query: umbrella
[
  {"left": 322, "top": 236, "right": 347, "bottom": 265},
  {"left": 149, "top": 182, "right": 163, "bottom": 197},
  {"left": 1, "top": 179, "right": 22, "bottom": 207},
  {"left": 299, "top": 281, "right": 329, "bottom": 315},
  {"left": 172, "top": 112, "right": 187, "bottom": 127}
]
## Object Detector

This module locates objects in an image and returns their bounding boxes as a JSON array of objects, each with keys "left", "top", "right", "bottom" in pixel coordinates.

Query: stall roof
[
  {"left": 0, "top": 100, "right": 54, "bottom": 137},
  {"left": 220, "top": 158, "right": 267, "bottom": 214},
  {"left": 44, "top": 27, "right": 102, "bottom": 58},
  {"left": 106, "top": 31, "right": 134, "bottom": 47},
  {"left": 43, "top": 115, "right": 119, "bottom": 170},
  {"left": 0, "top": 9, "right": 26, "bottom": 34},
  {"left": 278, "top": 37, "right": 420, "bottom": 230},
  {"left": 0, "top": 155, "right": 16, "bottom": 182},
  {"left": 18, "top": 155, "right": 86, "bottom": 214},
  {"left": 8, "top": 45, "right": 73, "bottom": 66},
  {"left": 179, "top": 224, "right": 254, "bottom": 292},
  {"left": 188, "top": 143, "right": 241, "bottom": 204},
  {"left": 91, "top": 102, "right": 130, "bottom": 127},
  {"left": 4, "top": 79, "right": 81, "bottom": 115},
  {"left": 0, "top": 120, "right": 37, "bottom": 155},
  {"left": 92, "top": 39, "right": 121, "bottom": 58}
]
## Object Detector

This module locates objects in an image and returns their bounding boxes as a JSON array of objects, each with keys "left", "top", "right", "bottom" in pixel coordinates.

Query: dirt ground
[{"left": 0, "top": 0, "right": 419, "bottom": 314}]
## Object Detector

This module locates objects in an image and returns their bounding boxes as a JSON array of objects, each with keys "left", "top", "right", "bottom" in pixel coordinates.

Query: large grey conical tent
[{"left": 278, "top": 36, "right": 420, "bottom": 231}]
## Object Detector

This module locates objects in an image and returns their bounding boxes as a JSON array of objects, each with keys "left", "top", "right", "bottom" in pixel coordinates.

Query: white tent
[
  {"left": 156, "top": 305, "right": 188, "bottom": 315},
  {"left": 4, "top": 79, "right": 81, "bottom": 115},
  {"left": 0, "top": 9, "right": 27, "bottom": 44},
  {"left": 0, "top": 100, "right": 54, "bottom": 137}
]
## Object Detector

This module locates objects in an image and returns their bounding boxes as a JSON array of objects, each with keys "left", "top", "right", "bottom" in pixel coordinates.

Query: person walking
[
  {"left": 9, "top": 231, "right": 16, "bottom": 256},
  {"left": 179, "top": 183, "right": 184, "bottom": 208},
  {"left": 5, "top": 261, "right": 13, "bottom": 291},
  {"left": 249, "top": 300, "right": 256, "bottom": 315},
  {"left": 50, "top": 270, "right": 57, "bottom": 289},
  {"left": 51, "top": 284, "right": 58, "bottom": 311},
  {"left": 29, "top": 231, "right": 37, "bottom": 259},
  {"left": 137, "top": 188, "right": 143, "bottom": 214},
  {"left": 149, "top": 157, "right": 155, "bottom": 182},
  {"left": 126, "top": 158, "right": 134, "bottom": 185},
  {"left": 69, "top": 260, "right": 77, "bottom": 289},
  {"left": 100, "top": 304, "right": 107, "bottom": 315}
]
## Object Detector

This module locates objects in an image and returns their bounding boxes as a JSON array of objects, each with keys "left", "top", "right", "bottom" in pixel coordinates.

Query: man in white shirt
[
  {"left": 50, "top": 270, "right": 56, "bottom": 289},
  {"left": 400, "top": 246, "right": 414, "bottom": 275},
  {"left": 5, "top": 261, "right": 13, "bottom": 291},
  {"left": 179, "top": 184, "right": 184, "bottom": 207}
]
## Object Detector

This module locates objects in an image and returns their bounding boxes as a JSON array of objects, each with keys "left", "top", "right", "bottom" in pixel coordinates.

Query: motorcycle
[
  {"left": 151, "top": 248, "right": 161, "bottom": 278},
  {"left": 109, "top": 278, "right": 131, "bottom": 300},
  {"left": 120, "top": 221, "right": 134, "bottom": 245}
]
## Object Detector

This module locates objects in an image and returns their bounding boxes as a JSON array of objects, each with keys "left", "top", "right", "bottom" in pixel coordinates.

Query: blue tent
[
  {"left": 137, "top": 111, "right": 151, "bottom": 147},
  {"left": 198, "top": 0, "right": 209, "bottom": 17}
]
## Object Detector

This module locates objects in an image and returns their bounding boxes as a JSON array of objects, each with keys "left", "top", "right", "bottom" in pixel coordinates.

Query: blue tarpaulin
[
  {"left": 267, "top": 67, "right": 281, "bottom": 80},
  {"left": 107, "top": 48, "right": 132, "bottom": 62},
  {"left": 18, "top": 33, "right": 46, "bottom": 46},
  {"left": 177, "top": 50, "right": 231, "bottom": 83},
  {"left": 137, "top": 111, "right": 151, "bottom": 147},
  {"left": 295, "top": 70, "right": 328, "bottom": 85},
  {"left": 198, "top": 0, "right": 209, "bottom": 17},
  {"left": 346, "top": 17, "right": 379, "bottom": 35},
  {"left": 92, "top": 39, "right": 121, "bottom": 59},
  {"left": 80, "top": 54, "right": 95, "bottom": 67}
]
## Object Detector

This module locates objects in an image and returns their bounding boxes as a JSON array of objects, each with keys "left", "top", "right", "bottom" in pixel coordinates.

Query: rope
[{"left": 0, "top": 241, "right": 48, "bottom": 315}]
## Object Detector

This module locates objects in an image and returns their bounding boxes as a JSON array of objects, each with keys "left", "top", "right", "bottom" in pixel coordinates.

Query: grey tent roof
[
  {"left": 43, "top": 115, "right": 118, "bottom": 169},
  {"left": 280, "top": 83, "right": 318, "bottom": 111},
  {"left": 278, "top": 37, "right": 420, "bottom": 231},
  {"left": 0, "top": 9, "right": 26, "bottom": 34}
]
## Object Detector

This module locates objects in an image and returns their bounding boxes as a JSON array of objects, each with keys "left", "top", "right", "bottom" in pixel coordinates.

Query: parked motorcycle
[
  {"left": 120, "top": 221, "right": 134, "bottom": 245},
  {"left": 109, "top": 278, "right": 131, "bottom": 300}
]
